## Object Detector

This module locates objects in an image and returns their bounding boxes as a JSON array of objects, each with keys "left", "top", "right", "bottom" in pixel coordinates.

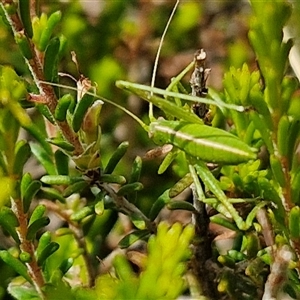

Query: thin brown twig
[
  {"left": 100, "top": 183, "right": 156, "bottom": 233},
  {"left": 40, "top": 200, "right": 96, "bottom": 287},
  {"left": 10, "top": 198, "right": 45, "bottom": 299},
  {"left": 190, "top": 185, "right": 218, "bottom": 300}
]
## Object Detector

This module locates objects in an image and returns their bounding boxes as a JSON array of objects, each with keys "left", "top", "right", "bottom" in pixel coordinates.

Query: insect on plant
[
  {"left": 38, "top": 0, "right": 256, "bottom": 170},
  {"left": 44, "top": 62, "right": 257, "bottom": 167},
  {"left": 41, "top": 46, "right": 261, "bottom": 235},
  {"left": 39, "top": 0, "right": 259, "bottom": 236}
]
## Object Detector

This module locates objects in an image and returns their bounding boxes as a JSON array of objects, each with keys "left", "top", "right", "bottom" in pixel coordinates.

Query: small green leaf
[
  {"left": 30, "top": 143, "right": 56, "bottom": 175},
  {"left": 228, "top": 250, "right": 246, "bottom": 262},
  {"left": 0, "top": 207, "right": 19, "bottom": 227},
  {"left": 289, "top": 206, "right": 300, "bottom": 239},
  {"left": 26, "top": 216, "right": 50, "bottom": 240},
  {"left": 258, "top": 177, "right": 285, "bottom": 220},
  {"left": 0, "top": 251, "right": 32, "bottom": 283},
  {"left": 104, "top": 141, "right": 129, "bottom": 174},
  {"left": 130, "top": 213, "right": 146, "bottom": 230},
  {"left": 15, "top": 32, "right": 33, "bottom": 59},
  {"left": 169, "top": 173, "right": 193, "bottom": 198},
  {"left": 40, "top": 175, "right": 82, "bottom": 185},
  {"left": 246, "top": 233, "right": 260, "bottom": 259},
  {"left": 277, "top": 115, "right": 291, "bottom": 157},
  {"left": 0, "top": 177, "right": 15, "bottom": 208},
  {"left": 95, "top": 194, "right": 104, "bottom": 216},
  {"left": 13, "top": 140, "right": 31, "bottom": 176},
  {"left": 119, "top": 230, "right": 150, "bottom": 249},
  {"left": 129, "top": 156, "right": 142, "bottom": 183},
  {"left": 36, "top": 231, "right": 51, "bottom": 259},
  {"left": 292, "top": 170, "right": 300, "bottom": 205},
  {"left": 59, "top": 258, "right": 73, "bottom": 275},
  {"left": 270, "top": 154, "right": 286, "bottom": 188},
  {"left": 100, "top": 174, "right": 126, "bottom": 184},
  {"left": 47, "top": 138, "right": 75, "bottom": 152},
  {"left": 72, "top": 92, "right": 95, "bottom": 133},
  {"left": 37, "top": 187, "right": 66, "bottom": 203},
  {"left": 70, "top": 206, "right": 94, "bottom": 222},
  {"left": 286, "top": 119, "right": 300, "bottom": 167},
  {"left": 19, "top": 0, "right": 33, "bottom": 38},
  {"left": 54, "top": 149, "right": 69, "bottom": 175},
  {"left": 54, "top": 94, "right": 73, "bottom": 122},
  {"left": 167, "top": 200, "right": 196, "bottom": 212},
  {"left": 81, "top": 100, "right": 103, "bottom": 144},
  {"left": 249, "top": 90, "right": 273, "bottom": 130},
  {"left": 218, "top": 255, "right": 236, "bottom": 268},
  {"left": 149, "top": 190, "right": 170, "bottom": 221},
  {"left": 21, "top": 173, "right": 32, "bottom": 200},
  {"left": 116, "top": 182, "right": 143, "bottom": 196},
  {"left": 281, "top": 77, "right": 298, "bottom": 115},
  {"left": 0, "top": 207, "right": 20, "bottom": 243},
  {"left": 38, "top": 11, "right": 62, "bottom": 52},
  {"left": 55, "top": 228, "right": 73, "bottom": 236},
  {"left": 23, "top": 180, "right": 42, "bottom": 213},
  {"left": 37, "top": 242, "right": 59, "bottom": 266},
  {"left": 36, "top": 104, "right": 56, "bottom": 125},
  {"left": 44, "top": 37, "right": 60, "bottom": 82},
  {"left": 126, "top": 156, "right": 143, "bottom": 204},
  {"left": 210, "top": 215, "right": 239, "bottom": 232},
  {"left": 63, "top": 181, "right": 89, "bottom": 197},
  {"left": 29, "top": 204, "right": 46, "bottom": 226}
]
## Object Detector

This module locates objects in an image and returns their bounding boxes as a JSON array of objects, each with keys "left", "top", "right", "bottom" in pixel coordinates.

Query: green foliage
[
  {"left": 94, "top": 222, "right": 194, "bottom": 300},
  {"left": 0, "top": 1, "right": 300, "bottom": 299}
]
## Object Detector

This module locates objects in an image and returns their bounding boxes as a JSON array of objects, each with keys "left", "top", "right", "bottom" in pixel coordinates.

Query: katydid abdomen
[{"left": 149, "top": 120, "right": 257, "bottom": 164}]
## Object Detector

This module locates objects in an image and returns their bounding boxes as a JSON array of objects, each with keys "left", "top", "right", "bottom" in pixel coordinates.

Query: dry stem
[{"left": 10, "top": 198, "right": 45, "bottom": 299}]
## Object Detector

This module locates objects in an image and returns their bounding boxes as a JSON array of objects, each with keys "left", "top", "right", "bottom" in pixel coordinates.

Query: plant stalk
[{"left": 10, "top": 198, "right": 45, "bottom": 299}]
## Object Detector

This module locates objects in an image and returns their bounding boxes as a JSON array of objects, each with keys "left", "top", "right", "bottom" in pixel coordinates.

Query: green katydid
[
  {"left": 39, "top": 47, "right": 254, "bottom": 165},
  {"left": 41, "top": 75, "right": 256, "bottom": 165}
]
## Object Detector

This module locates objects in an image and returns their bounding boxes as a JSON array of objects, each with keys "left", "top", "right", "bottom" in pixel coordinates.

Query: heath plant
[{"left": 0, "top": 1, "right": 300, "bottom": 300}]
